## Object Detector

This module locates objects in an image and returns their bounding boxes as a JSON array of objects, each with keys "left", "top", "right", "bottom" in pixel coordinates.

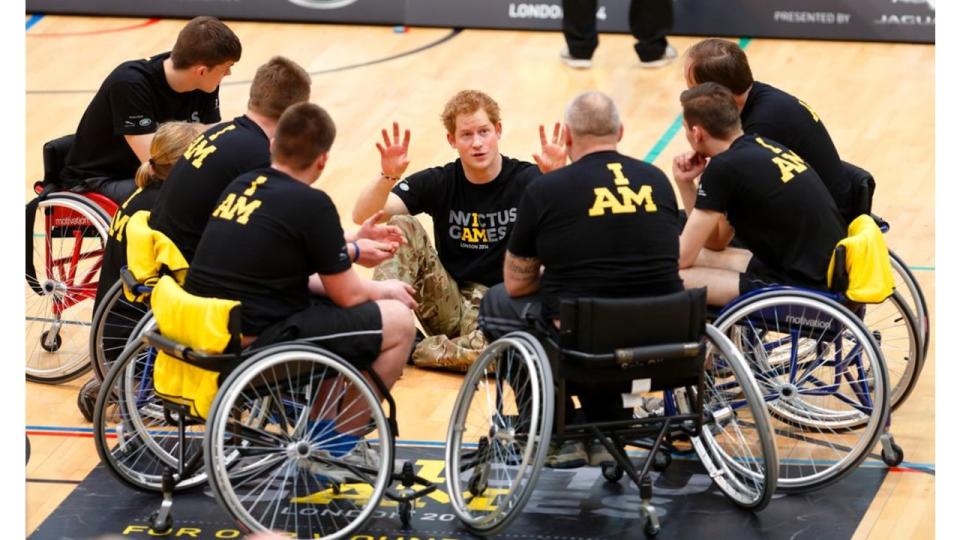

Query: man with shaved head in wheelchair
[
  {"left": 478, "top": 91, "right": 684, "bottom": 468},
  {"left": 672, "top": 82, "right": 846, "bottom": 306},
  {"left": 182, "top": 102, "right": 418, "bottom": 464}
]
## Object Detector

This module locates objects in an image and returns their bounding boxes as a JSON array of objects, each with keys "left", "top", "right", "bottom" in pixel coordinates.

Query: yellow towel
[
  {"left": 123, "top": 211, "right": 189, "bottom": 302},
  {"left": 827, "top": 215, "right": 895, "bottom": 303},
  {"left": 150, "top": 275, "right": 239, "bottom": 419}
]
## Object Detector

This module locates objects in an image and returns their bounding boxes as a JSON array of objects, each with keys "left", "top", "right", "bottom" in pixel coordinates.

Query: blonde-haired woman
[
  {"left": 81, "top": 122, "right": 203, "bottom": 411},
  {"left": 95, "top": 121, "right": 203, "bottom": 308}
]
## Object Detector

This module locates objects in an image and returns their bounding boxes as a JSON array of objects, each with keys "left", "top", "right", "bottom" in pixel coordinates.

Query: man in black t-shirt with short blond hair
[
  {"left": 185, "top": 103, "right": 417, "bottom": 456},
  {"left": 672, "top": 82, "right": 845, "bottom": 306},
  {"left": 351, "top": 90, "right": 566, "bottom": 372},
  {"left": 60, "top": 16, "right": 241, "bottom": 203},
  {"left": 149, "top": 56, "right": 312, "bottom": 262},
  {"left": 480, "top": 91, "right": 683, "bottom": 469}
]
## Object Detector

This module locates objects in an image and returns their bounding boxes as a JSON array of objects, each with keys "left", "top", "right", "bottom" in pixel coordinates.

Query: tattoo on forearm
[{"left": 508, "top": 257, "right": 539, "bottom": 277}]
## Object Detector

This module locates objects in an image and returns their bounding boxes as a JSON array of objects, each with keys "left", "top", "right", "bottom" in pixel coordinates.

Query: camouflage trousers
[{"left": 373, "top": 215, "right": 488, "bottom": 372}]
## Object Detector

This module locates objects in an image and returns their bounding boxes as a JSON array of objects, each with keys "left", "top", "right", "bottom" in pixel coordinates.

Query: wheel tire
[
  {"left": 77, "top": 377, "right": 99, "bottom": 422},
  {"left": 652, "top": 451, "right": 671, "bottom": 472},
  {"left": 882, "top": 443, "right": 905, "bottom": 467},
  {"left": 399, "top": 501, "right": 412, "bottom": 528},
  {"left": 602, "top": 464, "right": 624, "bottom": 482}
]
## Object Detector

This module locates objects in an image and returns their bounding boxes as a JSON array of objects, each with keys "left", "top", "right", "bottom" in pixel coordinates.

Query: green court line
[{"left": 643, "top": 37, "right": 752, "bottom": 164}]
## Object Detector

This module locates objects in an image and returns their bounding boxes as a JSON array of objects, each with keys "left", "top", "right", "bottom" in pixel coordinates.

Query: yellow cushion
[
  {"left": 123, "top": 211, "right": 189, "bottom": 302},
  {"left": 827, "top": 215, "right": 895, "bottom": 303},
  {"left": 150, "top": 275, "right": 240, "bottom": 418}
]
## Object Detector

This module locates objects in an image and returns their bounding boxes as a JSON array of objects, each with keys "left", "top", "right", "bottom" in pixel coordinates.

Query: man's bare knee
[{"left": 376, "top": 299, "right": 416, "bottom": 349}]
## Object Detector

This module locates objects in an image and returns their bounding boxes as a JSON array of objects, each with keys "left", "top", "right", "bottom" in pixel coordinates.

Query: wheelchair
[
  {"left": 445, "top": 289, "right": 778, "bottom": 537},
  {"left": 712, "top": 215, "right": 905, "bottom": 493},
  {"left": 842, "top": 161, "right": 928, "bottom": 411},
  {"left": 93, "top": 274, "right": 437, "bottom": 539},
  {"left": 26, "top": 134, "right": 119, "bottom": 383}
]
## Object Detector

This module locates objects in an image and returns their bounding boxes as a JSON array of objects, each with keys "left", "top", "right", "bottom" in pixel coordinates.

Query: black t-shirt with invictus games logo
[
  {"left": 149, "top": 115, "right": 271, "bottom": 262},
  {"left": 94, "top": 184, "right": 163, "bottom": 308},
  {"left": 509, "top": 150, "right": 683, "bottom": 312},
  {"left": 696, "top": 134, "right": 845, "bottom": 288},
  {"left": 60, "top": 52, "right": 220, "bottom": 187},
  {"left": 742, "top": 82, "right": 849, "bottom": 219},
  {"left": 185, "top": 168, "right": 352, "bottom": 335},
  {"left": 392, "top": 156, "right": 539, "bottom": 287}
]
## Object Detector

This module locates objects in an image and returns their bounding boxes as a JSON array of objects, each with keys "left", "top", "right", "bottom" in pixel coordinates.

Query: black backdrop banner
[{"left": 26, "top": 0, "right": 934, "bottom": 43}]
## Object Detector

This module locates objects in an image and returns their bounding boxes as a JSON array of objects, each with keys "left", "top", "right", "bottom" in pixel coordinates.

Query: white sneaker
[
  {"left": 560, "top": 47, "right": 592, "bottom": 69},
  {"left": 639, "top": 45, "right": 677, "bottom": 69}
]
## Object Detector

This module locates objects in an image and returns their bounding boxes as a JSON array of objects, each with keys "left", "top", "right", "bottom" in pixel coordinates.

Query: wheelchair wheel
[
  {"left": 889, "top": 250, "right": 930, "bottom": 366},
  {"left": 862, "top": 290, "right": 921, "bottom": 411},
  {"left": 205, "top": 344, "right": 394, "bottom": 540},
  {"left": 445, "top": 332, "right": 554, "bottom": 537},
  {"left": 677, "top": 325, "right": 777, "bottom": 511},
  {"left": 90, "top": 279, "right": 151, "bottom": 381},
  {"left": 26, "top": 192, "right": 110, "bottom": 384},
  {"left": 715, "top": 291, "right": 889, "bottom": 493},
  {"left": 92, "top": 317, "right": 207, "bottom": 492}
]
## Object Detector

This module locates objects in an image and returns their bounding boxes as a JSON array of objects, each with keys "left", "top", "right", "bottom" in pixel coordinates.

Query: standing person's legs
[
  {"left": 629, "top": 0, "right": 674, "bottom": 62},
  {"left": 562, "top": 0, "right": 600, "bottom": 60}
]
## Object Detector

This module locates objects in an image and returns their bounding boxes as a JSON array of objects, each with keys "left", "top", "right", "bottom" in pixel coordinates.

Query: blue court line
[
  {"left": 643, "top": 37, "right": 752, "bottom": 164},
  {"left": 26, "top": 13, "right": 44, "bottom": 31},
  {"left": 910, "top": 265, "right": 935, "bottom": 272}
]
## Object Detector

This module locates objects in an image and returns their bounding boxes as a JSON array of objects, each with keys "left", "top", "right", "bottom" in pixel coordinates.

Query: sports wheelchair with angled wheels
[
  {"left": 445, "top": 288, "right": 778, "bottom": 537},
  {"left": 26, "top": 134, "right": 119, "bottom": 383},
  {"left": 93, "top": 275, "right": 437, "bottom": 539},
  {"left": 843, "top": 161, "right": 928, "bottom": 411},
  {"left": 712, "top": 215, "right": 905, "bottom": 493}
]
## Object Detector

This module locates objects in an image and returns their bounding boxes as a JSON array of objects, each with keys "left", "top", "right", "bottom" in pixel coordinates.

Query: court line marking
[
  {"left": 26, "top": 478, "right": 82, "bottom": 485},
  {"left": 26, "top": 28, "right": 462, "bottom": 95},
  {"left": 26, "top": 13, "right": 44, "bottom": 31},
  {"left": 27, "top": 17, "right": 161, "bottom": 38},
  {"left": 642, "top": 37, "right": 752, "bottom": 164}
]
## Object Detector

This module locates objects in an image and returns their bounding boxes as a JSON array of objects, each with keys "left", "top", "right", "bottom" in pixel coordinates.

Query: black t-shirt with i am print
[
  {"left": 695, "top": 134, "right": 845, "bottom": 288},
  {"left": 741, "top": 81, "right": 849, "bottom": 220},
  {"left": 61, "top": 52, "right": 220, "bottom": 187},
  {"left": 392, "top": 156, "right": 540, "bottom": 287},
  {"left": 149, "top": 115, "right": 271, "bottom": 262},
  {"left": 509, "top": 150, "right": 683, "bottom": 313},
  {"left": 185, "top": 168, "right": 352, "bottom": 335}
]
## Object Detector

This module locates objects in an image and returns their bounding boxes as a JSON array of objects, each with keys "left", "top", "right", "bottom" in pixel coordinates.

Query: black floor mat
[{"left": 29, "top": 445, "right": 887, "bottom": 540}]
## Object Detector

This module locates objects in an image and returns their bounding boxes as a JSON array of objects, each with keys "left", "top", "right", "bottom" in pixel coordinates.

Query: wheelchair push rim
[
  {"left": 90, "top": 278, "right": 151, "bottom": 381},
  {"left": 26, "top": 194, "right": 110, "bottom": 383},
  {"left": 445, "top": 333, "right": 554, "bottom": 536},
  {"left": 683, "top": 325, "right": 778, "bottom": 510},
  {"left": 715, "top": 291, "right": 889, "bottom": 492},
  {"left": 205, "top": 347, "right": 394, "bottom": 540}
]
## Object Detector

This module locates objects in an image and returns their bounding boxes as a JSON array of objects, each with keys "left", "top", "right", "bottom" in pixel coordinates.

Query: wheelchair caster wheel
[
  {"left": 40, "top": 331, "right": 62, "bottom": 352},
  {"left": 149, "top": 510, "right": 172, "bottom": 534},
  {"left": 882, "top": 443, "right": 904, "bottom": 467},
  {"left": 77, "top": 378, "right": 99, "bottom": 422},
  {"left": 468, "top": 471, "right": 488, "bottom": 496},
  {"left": 602, "top": 464, "right": 624, "bottom": 482},
  {"left": 644, "top": 519, "right": 661, "bottom": 537},
  {"left": 652, "top": 451, "right": 671, "bottom": 472},
  {"left": 399, "top": 501, "right": 412, "bottom": 528}
]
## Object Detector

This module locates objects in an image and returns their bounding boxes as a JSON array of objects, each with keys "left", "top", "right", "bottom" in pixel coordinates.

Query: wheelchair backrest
[
  {"left": 841, "top": 160, "right": 875, "bottom": 224},
  {"left": 149, "top": 275, "right": 241, "bottom": 419},
  {"left": 828, "top": 215, "right": 894, "bottom": 304},
  {"left": 122, "top": 210, "right": 189, "bottom": 302},
  {"left": 559, "top": 288, "right": 706, "bottom": 353},
  {"left": 41, "top": 134, "right": 75, "bottom": 186}
]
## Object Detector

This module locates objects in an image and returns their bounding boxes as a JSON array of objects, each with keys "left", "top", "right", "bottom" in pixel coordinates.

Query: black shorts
[
  {"left": 252, "top": 297, "right": 383, "bottom": 368},
  {"left": 738, "top": 257, "right": 791, "bottom": 295}
]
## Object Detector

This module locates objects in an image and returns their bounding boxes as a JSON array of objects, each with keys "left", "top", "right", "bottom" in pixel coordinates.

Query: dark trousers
[
  {"left": 479, "top": 284, "right": 632, "bottom": 428},
  {"left": 562, "top": 0, "right": 673, "bottom": 61}
]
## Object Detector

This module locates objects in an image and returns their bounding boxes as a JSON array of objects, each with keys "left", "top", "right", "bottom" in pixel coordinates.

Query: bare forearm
[{"left": 352, "top": 174, "right": 395, "bottom": 224}]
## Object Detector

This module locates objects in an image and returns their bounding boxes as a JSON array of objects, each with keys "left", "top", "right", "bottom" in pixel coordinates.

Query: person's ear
[
  {"left": 617, "top": 123, "right": 624, "bottom": 143},
  {"left": 446, "top": 131, "right": 456, "bottom": 148}
]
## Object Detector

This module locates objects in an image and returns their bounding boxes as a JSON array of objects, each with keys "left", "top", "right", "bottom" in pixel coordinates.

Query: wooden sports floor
[{"left": 23, "top": 15, "right": 935, "bottom": 538}]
